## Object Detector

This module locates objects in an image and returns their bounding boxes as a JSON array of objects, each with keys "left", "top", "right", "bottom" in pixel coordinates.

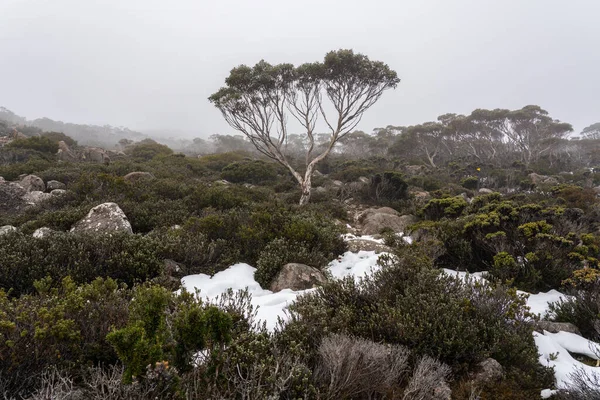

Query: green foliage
[
  {"left": 369, "top": 171, "right": 409, "bottom": 202},
  {"left": 180, "top": 207, "right": 345, "bottom": 273},
  {"left": 197, "top": 151, "right": 249, "bottom": 171},
  {"left": 461, "top": 176, "right": 479, "bottom": 190},
  {"left": 6, "top": 135, "right": 59, "bottom": 154},
  {"left": 126, "top": 141, "right": 174, "bottom": 161},
  {"left": 220, "top": 159, "right": 279, "bottom": 184},
  {"left": 0, "top": 232, "right": 164, "bottom": 296},
  {"left": 420, "top": 196, "right": 468, "bottom": 220},
  {"left": 107, "top": 285, "right": 233, "bottom": 382},
  {"left": 283, "top": 247, "right": 553, "bottom": 390},
  {"left": 491, "top": 252, "right": 519, "bottom": 283},
  {"left": 41, "top": 131, "right": 78, "bottom": 147},
  {"left": 0, "top": 277, "right": 129, "bottom": 396}
]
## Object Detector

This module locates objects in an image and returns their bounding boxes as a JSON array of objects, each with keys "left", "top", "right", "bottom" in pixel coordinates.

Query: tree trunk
[{"left": 299, "top": 180, "right": 311, "bottom": 205}]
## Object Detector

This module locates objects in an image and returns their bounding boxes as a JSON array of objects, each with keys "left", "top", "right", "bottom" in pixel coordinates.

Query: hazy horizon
[{"left": 1, "top": 0, "right": 599, "bottom": 138}]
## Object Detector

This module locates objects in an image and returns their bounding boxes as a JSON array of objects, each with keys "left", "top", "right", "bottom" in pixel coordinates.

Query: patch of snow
[
  {"left": 441, "top": 269, "right": 487, "bottom": 283},
  {"left": 535, "top": 331, "right": 600, "bottom": 390},
  {"left": 181, "top": 251, "right": 385, "bottom": 331},
  {"left": 524, "top": 290, "right": 567, "bottom": 318},
  {"left": 541, "top": 389, "right": 558, "bottom": 398},
  {"left": 328, "top": 251, "right": 382, "bottom": 280},
  {"left": 342, "top": 233, "right": 385, "bottom": 244},
  {"left": 442, "top": 268, "right": 568, "bottom": 318},
  {"left": 181, "top": 263, "right": 312, "bottom": 331},
  {"left": 546, "top": 331, "right": 600, "bottom": 360}
]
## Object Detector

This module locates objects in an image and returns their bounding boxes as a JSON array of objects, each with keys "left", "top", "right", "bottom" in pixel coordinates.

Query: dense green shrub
[
  {"left": 282, "top": 247, "right": 553, "bottom": 392},
  {"left": 0, "top": 277, "right": 130, "bottom": 397},
  {"left": 107, "top": 285, "right": 234, "bottom": 382},
  {"left": 461, "top": 176, "right": 479, "bottom": 190},
  {"left": 220, "top": 160, "right": 279, "bottom": 184},
  {"left": 41, "top": 131, "right": 78, "bottom": 147},
  {"left": 6, "top": 135, "right": 59, "bottom": 154},
  {"left": 420, "top": 196, "right": 468, "bottom": 220},
  {"left": 0, "top": 232, "right": 164, "bottom": 296},
  {"left": 197, "top": 151, "right": 249, "bottom": 171},
  {"left": 126, "top": 141, "right": 174, "bottom": 161}
]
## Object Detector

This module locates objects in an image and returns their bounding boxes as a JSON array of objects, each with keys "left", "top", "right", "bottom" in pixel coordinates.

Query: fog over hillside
[{"left": 1, "top": 0, "right": 599, "bottom": 136}]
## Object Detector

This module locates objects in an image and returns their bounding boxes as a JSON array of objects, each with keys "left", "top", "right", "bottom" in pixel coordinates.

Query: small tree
[{"left": 209, "top": 49, "right": 400, "bottom": 205}]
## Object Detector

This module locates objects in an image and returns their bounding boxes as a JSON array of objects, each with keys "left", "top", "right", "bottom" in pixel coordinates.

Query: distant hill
[{"left": 0, "top": 107, "right": 148, "bottom": 148}]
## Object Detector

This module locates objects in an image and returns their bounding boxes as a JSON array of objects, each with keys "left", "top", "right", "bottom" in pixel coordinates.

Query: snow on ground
[
  {"left": 181, "top": 263, "right": 314, "bottom": 331},
  {"left": 441, "top": 269, "right": 568, "bottom": 318},
  {"left": 535, "top": 330, "right": 600, "bottom": 391},
  {"left": 181, "top": 248, "right": 384, "bottom": 331},
  {"left": 526, "top": 290, "right": 568, "bottom": 318},
  {"left": 441, "top": 268, "right": 487, "bottom": 283},
  {"left": 342, "top": 233, "right": 386, "bottom": 244},
  {"left": 328, "top": 250, "right": 383, "bottom": 280}
]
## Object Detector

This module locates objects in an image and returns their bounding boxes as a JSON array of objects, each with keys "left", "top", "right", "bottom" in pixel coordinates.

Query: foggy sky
[{"left": 1, "top": 0, "right": 599, "bottom": 137}]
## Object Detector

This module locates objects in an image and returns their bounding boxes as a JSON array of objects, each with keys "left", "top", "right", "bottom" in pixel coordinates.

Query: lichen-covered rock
[
  {"left": 478, "top": 188, "right": 494, "bottom": 194},
  {"left": 358, "top": 207, "right": 400, "bottom": 222},
  {"left": 359, "top": 208, "right": 418, "bottom": 236},
  {"left": 123, "top": 171, "right": 155, "bottom": 183},
  {"left": 20, "top": 175, "right": 45, "bottom": 192},
  {"left": 535, "top": 321, "right": 581, "bottom": 335},
  {"left": 50, "top": 189, "right": 67, "bottom": 196},
  {"left": 70, "top": 202, "right": 133, "bottom": 235},
  {"left": 82, "top": 147, "right": 110, "bottom": 165},
  {"left": 46, "top": 180, "right": 66, "bottom": 191},
  {"left": 57, "top": 141, "right": 79, "bottom": 162},
  {"left": 529, "top": 173, "right": 559, "bottom": 186},
  {"left": 0, "top": 181, "right": 27, "bottom": 213},
  {"left": 23, "top": 191, "right": 52, "bottom": 205},
  {"left": 269, "top": 263, "right": 327, "bottom": 292},
  {"left": 0, "top": 225, "right": 17, "bottom": 236},
  {"left": 471, "top": 358, "right": 503, "bottom": 384},
  {"left": 33, "top": 227, "right": 54, "bottom": 239},
  {"left": 346, "top": 239, "right": 393, "bottom": 254}
]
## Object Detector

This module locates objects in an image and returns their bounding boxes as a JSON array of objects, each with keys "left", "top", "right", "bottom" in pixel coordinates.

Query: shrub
[
  {"left": 220, "top": 160, "right": 279, "bottom": 184},
  {"left": 283, "top": 248, "right": 553, "bottom": 389},
  {"left": 0, "top": 277, "right": 130, "bottom": 397},
  {"left": 6, "top": 136, "right": 59, "bottom": 154},
  {"left": 0, "top": 232, "right": 164, "bottom": 296},
  {"left": 41, "top": 131, "right": 78, "bottom": 147},
  {"left": 107, "top": 285, "right": 234, "bottom": 383},
  {"left": 461, "top": 176, "right": 479, "bottom": 190},
  {"left": 420, "top": 196, "right": 468, "bottom": 220},
  {"left": 126, "top": 141, "right": 174, "bottom": 161},
  {"left": 197, "top": 151, "right": 249, "bottom": 171},
  {"left": 255, "top": 238, "right": 327, "bottom": 288},
  {"left": 314, "top": 334, "right": 410, "bottom": 398},
  {"left": 369, "top": 171, "right": 409, "bottom": 202}
]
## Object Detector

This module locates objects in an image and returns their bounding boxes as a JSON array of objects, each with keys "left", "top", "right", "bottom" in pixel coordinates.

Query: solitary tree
[{"left": 209, "top": 49, "right": 400, "bottom": 205}]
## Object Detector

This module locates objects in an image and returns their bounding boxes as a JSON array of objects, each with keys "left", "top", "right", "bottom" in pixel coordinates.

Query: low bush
[
  {"left": 0, "top": 232, "right": 164, "bottom": 296},
  {"left": 6, "top": 136, "right": 59, "bottom": 154},
  {"left": 0, "top": 277, "right": 130, "bottom": 397},
  {"left": 220, "top": 159, "right": 279, "bottom": 184},
  {"left": 420, "top": 196, "right": 468, "bottom": 220},
  {"left": 282, "top": 247, "right": 553, "bottom": 391}
]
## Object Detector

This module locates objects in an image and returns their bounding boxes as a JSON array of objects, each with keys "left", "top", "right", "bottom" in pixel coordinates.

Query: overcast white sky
[{"left": 0, "top": 0, "right": 598, "bottom": 137}]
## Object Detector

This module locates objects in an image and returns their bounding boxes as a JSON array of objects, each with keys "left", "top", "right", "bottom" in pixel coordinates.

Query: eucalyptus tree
[
  {"left": 209, "top": 49, "right": 400, "bottom": 205},
  {"left": 467, "top": 105, "right": 572, "bottom": 166}
]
